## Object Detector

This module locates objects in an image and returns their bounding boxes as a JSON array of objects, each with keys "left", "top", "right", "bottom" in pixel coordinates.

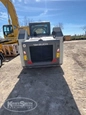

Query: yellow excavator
[
  {"left": 0, "top": 0, "right": 30, "bottom": 43},
  {"left": 0, "top": 0, "right": 30, "bottom": 67}
]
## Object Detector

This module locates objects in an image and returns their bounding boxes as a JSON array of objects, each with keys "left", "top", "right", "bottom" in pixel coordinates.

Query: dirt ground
[{"left": 0, "top": 40, "right": 86, "bottom": 115}]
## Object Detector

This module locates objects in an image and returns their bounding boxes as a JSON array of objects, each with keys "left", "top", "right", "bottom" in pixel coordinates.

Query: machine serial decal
[{"left": 33, "top": 43, "right": 48, "bottom": 46}]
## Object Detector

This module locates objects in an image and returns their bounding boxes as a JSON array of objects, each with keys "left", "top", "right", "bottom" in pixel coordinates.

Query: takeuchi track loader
[{"left": 18, "top": 22, "right": 64, "bottom": 68}]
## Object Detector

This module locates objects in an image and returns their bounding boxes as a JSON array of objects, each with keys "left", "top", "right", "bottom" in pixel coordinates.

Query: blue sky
[{"left": 0, "top": 0, "right": 86, "bottom": 37}]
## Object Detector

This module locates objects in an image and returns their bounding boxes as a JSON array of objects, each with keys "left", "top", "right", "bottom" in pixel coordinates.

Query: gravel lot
[{"left": 0, "top": 40, "right": 86, "bottom": 115}]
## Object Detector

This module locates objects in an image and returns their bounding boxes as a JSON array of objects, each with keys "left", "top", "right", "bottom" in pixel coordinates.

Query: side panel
[
  {"left": 19, "top": 40, "right": 25, "bottom": 67},
  {"left": 59, "top": 37, "right": 63, "bottom": 64}
]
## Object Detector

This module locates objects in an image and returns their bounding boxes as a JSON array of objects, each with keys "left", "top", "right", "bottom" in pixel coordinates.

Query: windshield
[
  {"left": 30, "top": 23, "right": 50, "bottom": 37},
  {"left": 3, "top": 25, "right": 13, "bottom": 36}
]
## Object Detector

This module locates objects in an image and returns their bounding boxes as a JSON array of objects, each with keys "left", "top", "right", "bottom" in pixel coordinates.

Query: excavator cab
[{"left": 3, "top": 25, "right": 13, "bottom": 36}]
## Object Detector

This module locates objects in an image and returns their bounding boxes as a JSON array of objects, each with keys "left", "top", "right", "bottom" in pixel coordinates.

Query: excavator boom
[{"left": 0, "top": 0, "right": 19, "bottom": 27}]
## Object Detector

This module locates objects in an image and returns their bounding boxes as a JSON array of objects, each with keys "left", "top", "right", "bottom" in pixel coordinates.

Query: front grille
[{"left": 30, "top": 45, "right": 53, "bottom": 63}]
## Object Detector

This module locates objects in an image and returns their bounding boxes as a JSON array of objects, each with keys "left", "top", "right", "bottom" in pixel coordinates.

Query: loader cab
[
  {"left": 3, "top": 25, "right": 13, "bottom": 36},
  {"left": 29, "top": 22, "right": 50, "bottom": 37}
]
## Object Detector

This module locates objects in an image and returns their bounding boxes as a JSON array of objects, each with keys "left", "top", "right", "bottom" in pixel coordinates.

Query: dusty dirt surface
[{"left": 0, "top": 40, "right": 86, "bottom": 115}]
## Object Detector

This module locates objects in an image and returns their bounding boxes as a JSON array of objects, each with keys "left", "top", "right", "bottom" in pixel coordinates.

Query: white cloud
[
  {"left": 0, "top": 12, "right": 7, "bottom": 20},
  {"left": 13, "top": 1, "right": 61, "bottom": 12},
  {"left": 18, "top": 12, "right": 59, "bottom": 20},
  {"left": 18, "top": 0, "right": 22, "bottom": 2},
  {"left": 39, "top": 9, "right": 48, "bottom": 16},
  {"left": 36, "top": 0, "right": 41, "bottom": 2},
  {"left": 24, "top": 0, "right": 27, "bottom": 4},
  {"left": 12, "top": 0, "right": 15, "bottom": 3},
  {"left": 35, "top": 0, "right": 81, "bottom": 1},
  {"left": 39, "top": 13, "right": 59, "bottom": 17},
  {"left": 16, "top": 5, "right": 60, "bottom": 12}
]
